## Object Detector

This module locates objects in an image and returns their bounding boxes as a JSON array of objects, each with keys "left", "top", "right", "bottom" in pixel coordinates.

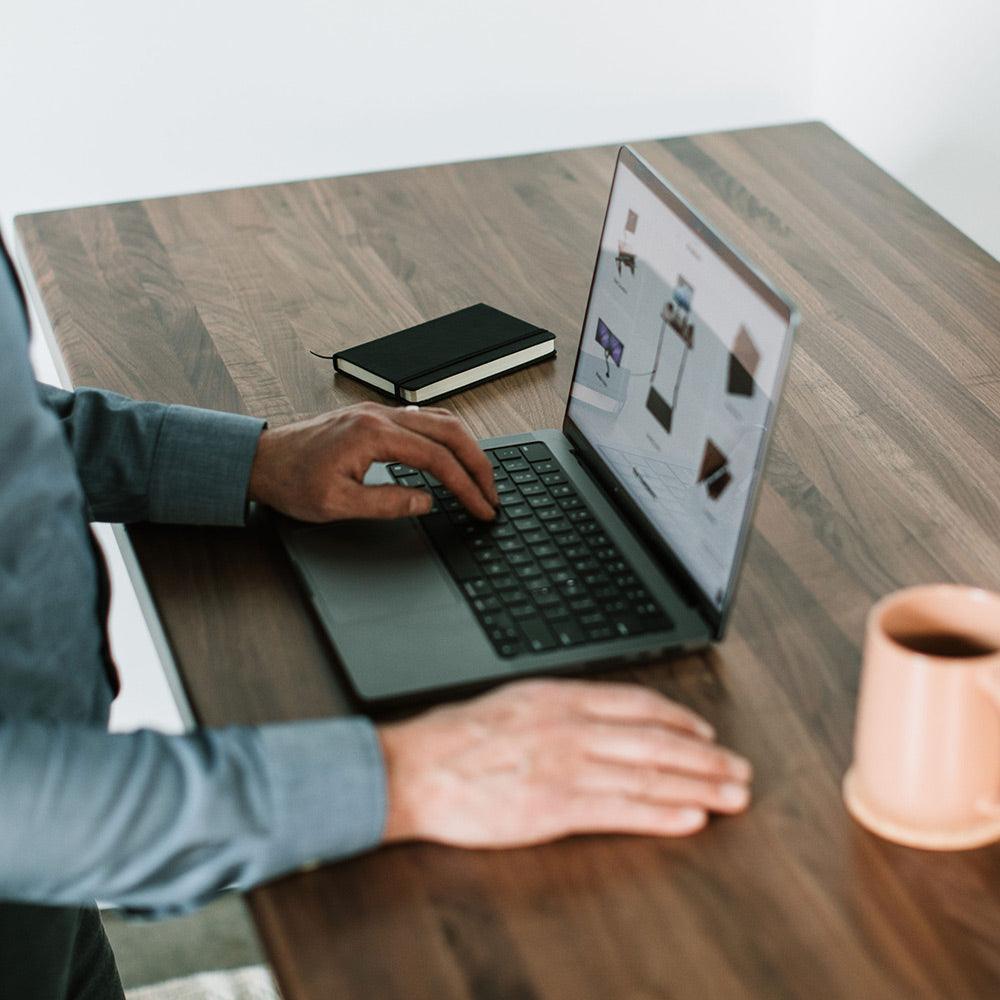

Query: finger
[
  {"left": 392, "top": 407, "right": 498, "bottom": 505},
  {"left": 342, "top": 481, "right": 432, "bottom": 520},
  {"left": 562, "top": 794, "right": 707, "bottom": 838},
  {"left": 576, "top": 760, "right": 750, "bottom": 813},
  {"left": 383, "top": 426, "right": 495, "bottom": 520},
  {"left": 564, "top": 680, "right": 715, "bottom": 740},
  {"left": 582, "top": 721, "right": 752, "bottom": 782}
]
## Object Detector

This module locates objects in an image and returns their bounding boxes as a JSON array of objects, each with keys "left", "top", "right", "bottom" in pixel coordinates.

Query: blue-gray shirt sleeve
[
  {"left": 0, "top": 715, "right": 387, "bottom": 915},
  {"left": 38, "top": 383, "right": 265, "bottom": 525}
]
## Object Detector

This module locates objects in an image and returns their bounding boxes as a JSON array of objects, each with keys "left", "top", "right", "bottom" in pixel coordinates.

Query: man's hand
[
  {"left": 379, "top": 679, "right": 752, "bottom": 847},
  {"left": 248, "top": 402, "right": 498, "bottom": 522}
]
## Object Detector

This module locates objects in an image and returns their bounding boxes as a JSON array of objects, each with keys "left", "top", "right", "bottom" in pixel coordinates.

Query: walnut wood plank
[{"left": 16, "top": 121, "right": 1000, "bottom": 1000}]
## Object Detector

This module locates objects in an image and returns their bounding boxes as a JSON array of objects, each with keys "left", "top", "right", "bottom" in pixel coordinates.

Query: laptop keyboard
[{"left": 387, "top": 442, "right": 674, "bottom": 657}]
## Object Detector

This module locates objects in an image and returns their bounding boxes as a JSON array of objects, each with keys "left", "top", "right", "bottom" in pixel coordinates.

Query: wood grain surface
[{"left": 16, "top": 121, "right": 1000, "bottom": 1000}]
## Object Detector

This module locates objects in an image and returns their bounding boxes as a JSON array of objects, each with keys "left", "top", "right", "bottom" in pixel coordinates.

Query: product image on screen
[
  {"left": 567, "top": 154, "right": 792, "bottom": 612},
  {"left": 595, "top": 318, "right": 624, "bottom": 372},
  {"left": 616, "top": 209, "right": 638, "bottom": 276},
  {"left": 727, "top": 324, "right": 760, "bottom": 397},
  {"left": 644, "top": 281, "right": 697, "bottom": 434},
  {"left": 697, "top": 438, "right": 732, "bottom": 500},
  {"left": 663, "top": 276, "right": 694, "bottom": 344}
]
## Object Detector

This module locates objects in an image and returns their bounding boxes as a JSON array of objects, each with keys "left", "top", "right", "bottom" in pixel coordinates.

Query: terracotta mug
[{"left": 843, "top": 584, "right": 1000, "bottom": 850}]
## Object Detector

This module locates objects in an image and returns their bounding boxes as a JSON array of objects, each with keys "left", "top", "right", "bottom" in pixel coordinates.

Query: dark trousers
[{"left": 0, "top": 902, "right": 124, "bottom": 1000}]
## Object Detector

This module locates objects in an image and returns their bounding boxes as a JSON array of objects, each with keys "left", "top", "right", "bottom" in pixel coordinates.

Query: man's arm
[
  {"left": 0, "top": 714, "right": 384, "bottom": 915},
  {"left": 0, "top": 679, "right": 752, "bottom": 913},
  {"left": 38, "top": 384, "right": 265, "bottom": 525}
]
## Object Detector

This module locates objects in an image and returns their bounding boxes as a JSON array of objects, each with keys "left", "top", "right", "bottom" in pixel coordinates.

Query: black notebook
[{"left": 332, "top": 303, "right": 556, "bottom": 404}]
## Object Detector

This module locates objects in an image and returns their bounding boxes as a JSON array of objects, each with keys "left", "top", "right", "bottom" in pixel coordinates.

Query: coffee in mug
[{"left": 843, "top": 584, "right": 1000, "bottom": 850}]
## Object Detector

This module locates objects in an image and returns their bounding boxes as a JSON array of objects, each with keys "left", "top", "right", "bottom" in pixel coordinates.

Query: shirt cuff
[
  {"left": 257, "top": 717, "right": 387, "bottom": 874},
  {"left": 147, "top": 404, "right": 265, "bottom": 525}
]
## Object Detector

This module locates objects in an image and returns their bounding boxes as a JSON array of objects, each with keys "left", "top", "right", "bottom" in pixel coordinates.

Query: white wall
[
  {"left": 2, "top": 0, "right": 997, "bottom": 732},
  {"left": 1, "top": 1, "right": 816, "bottom": 225},
  {"left": 816, "top": 0, "right": 1000, "bottom": 258}
]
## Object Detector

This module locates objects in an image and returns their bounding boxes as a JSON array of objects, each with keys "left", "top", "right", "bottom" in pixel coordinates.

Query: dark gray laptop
[{"left": 278, "top": 146, "right": 798, "bottom": 703}]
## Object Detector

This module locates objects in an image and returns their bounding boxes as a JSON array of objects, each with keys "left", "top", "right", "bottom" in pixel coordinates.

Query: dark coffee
[{"left": 892, "top": 631, "right": 997, "bottom": 658}]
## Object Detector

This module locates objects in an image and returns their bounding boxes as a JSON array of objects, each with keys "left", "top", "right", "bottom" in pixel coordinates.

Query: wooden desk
[{"left": 16, "top": 122, "right": 1000, "bottom": 999}]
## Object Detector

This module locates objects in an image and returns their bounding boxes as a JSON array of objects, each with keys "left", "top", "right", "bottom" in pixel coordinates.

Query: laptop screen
[{"left": 565, "top": 148, "right": 796, "bottom": 616}]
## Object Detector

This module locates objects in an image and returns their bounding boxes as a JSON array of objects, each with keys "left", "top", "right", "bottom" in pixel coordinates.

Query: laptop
[{"left": 278, "top": 145, "right": 798, "bottom": 704}]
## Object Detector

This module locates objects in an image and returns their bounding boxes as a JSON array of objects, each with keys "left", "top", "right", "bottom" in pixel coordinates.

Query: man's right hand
[{"left": 378, "top": 678, "right": 751, "bottom": 848}]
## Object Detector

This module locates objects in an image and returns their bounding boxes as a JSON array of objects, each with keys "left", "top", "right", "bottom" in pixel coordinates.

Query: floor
[{"left": 102, "top": 896, "right": 266, "bottom": 992}]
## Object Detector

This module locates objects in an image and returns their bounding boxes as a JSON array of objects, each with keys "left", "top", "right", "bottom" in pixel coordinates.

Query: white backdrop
[{"left": 1, "top": 0, "right": 996, "bottom": 732}]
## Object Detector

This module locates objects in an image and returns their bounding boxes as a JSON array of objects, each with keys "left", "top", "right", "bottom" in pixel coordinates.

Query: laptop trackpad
[{"left": 291, "top": 518, "right": 462, "bottom": 624}]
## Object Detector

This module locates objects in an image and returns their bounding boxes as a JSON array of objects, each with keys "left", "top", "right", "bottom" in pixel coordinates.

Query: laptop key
[
  {"left": 543, "top": 605, "right": 571, "bottom": 622},
  {"left": 388, "top": 463, "right": 419, "bottom": 476},
  {"left": 501, "top": 588, "right": 530, "bottom": 605},
  {"left": 496, "top": 480, "right": 518, "bottom": 494},
  {"left": 539, "top": 556, "right": 567, "bottom": 571},
  {"left": 531, "top": 460, "right": 558, "bottom": 474},
  {"left": 497, "top": 537, "right": 525, "bottom": 552},
  {"left": 520, "top": 483, "right": 546, "bottom": 497},
  {"left": 537, "top": 507, "right": 563, "bottom": 522},
  {"left": 509, "top": 604, "right": 536, "bottom": 619},
  {"left": 521, "top": 443, "right": 553, "bottom": 462},
  {"left": 610, "top": 614, "right": 643, "bottom": 637},
  {"left": 505, "top": 503, "right": 531, "bottom": 519},
  {"left": 498, "top": 641, "right": 522, "bottom": 657},
  {"left": 463, "top": 579, "right": 492, "bottom": 598},
  {"left": 502, "top": 458, "right": 530, "bottom": 473},
  {"left": 540, "top": 472, "right": 567, "bottom": 486},
  {"left": 495, "top": 447, "right": 522, "bottom": 461},
  {"left": 553, "top": 530, "right": 581, "bottom": 546},
  {"left": 549, "top": 484, "right": 574, "bottom": 497},
  {"left": 520, "top": 619, "right": 557, "bottom": 651},
  {"left": 547, "top": 519, "right": 573, "bottom": 535},
  {"left": 399, "top": 474, "right": 425, "bottom": 488},
  {"left": 491, "top": 574, "right": 519, "bottom": 591},
  {"left": 586, "top": 625, "right": 614, "bottom": 641},
  {"left": 511, "top": 470, "right": 539, "bottom": 485},
  {"left": 554, "top": 620, "right": 586, "bottom": 646},
  {"left": 557, "top": 496, "right": 583, "bottom": 510},
  {"left": 481, "top": 611, "right": 514, "bottom": 630},
  {"left": 532, "top": 588, "right": 562, "bottom": 607},
  {"left": 522, "top": 528, "right": 548, "bottom": 545},
  {"left": 489, "top": 523, "right": 517, "bottom": 539},
  {"left": 512, "top": 516, "right": 542, "bottom": 532},
  {"left": 473, "top": 596, "right": 502, "bottom": 613}
]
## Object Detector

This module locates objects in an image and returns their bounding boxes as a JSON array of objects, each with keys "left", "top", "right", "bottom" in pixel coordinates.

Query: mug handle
[{"left": 976, "top": 666, "right": 1000, "bottom": 818}]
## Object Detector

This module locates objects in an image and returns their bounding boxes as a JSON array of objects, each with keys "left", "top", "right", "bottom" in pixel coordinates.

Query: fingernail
[
  {"left": 678, "top": 807, "right": 706, "bottom": 827},
  {"left": 694, "top": 720, "right": 715, "bottom": 740},
  {"left": 730, "top": 758, "right": 752, "bottom": 781},
  {"left": 720, "top": 783, "right": 749, "bottom": 808},
  {"left": 409, "top": 493, "right": 432, "bottom": 515}
]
